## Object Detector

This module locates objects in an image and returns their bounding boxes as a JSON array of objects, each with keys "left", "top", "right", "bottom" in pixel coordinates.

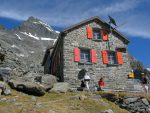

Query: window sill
[
  {"left": 107, "top": 64, "right": 119, "bottom": 67},
  {"left": 92, "top": 39, "right": 102, "bottom": 42},
  {"left": 79, "top": 62, "right": 92, "bottom": 65}
]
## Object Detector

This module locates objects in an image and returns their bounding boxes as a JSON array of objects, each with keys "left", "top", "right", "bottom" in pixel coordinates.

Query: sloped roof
[{"left": 62, "top": 16, "right": 129, "bottom": 44}]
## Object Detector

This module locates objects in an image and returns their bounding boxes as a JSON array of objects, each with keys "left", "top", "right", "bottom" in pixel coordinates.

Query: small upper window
[
  {"left": 108, "top": 51, "right": 117, "bottom": 65},
  {"left": 93, "top": 28, "right": 101, "bottom": 40}
]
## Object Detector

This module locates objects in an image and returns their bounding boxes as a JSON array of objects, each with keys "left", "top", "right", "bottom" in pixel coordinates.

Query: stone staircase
[
  {"left": 125, "top": 79, "right": 145, "bottom": 92},
  {"left": 102, "top": 79, "right": 145, "bottom": 93}
]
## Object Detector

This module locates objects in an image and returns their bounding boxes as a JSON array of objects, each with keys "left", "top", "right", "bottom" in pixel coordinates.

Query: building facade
[{"left": 42, "top": 16, "right": 131, "bottom": 89}]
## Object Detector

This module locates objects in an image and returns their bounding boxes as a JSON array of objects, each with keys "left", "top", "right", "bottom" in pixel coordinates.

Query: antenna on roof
[
  {"left": 108, "top": 16, "right": 117, "bottom": 26},
  {"left": 108, "top": 15, "right": 117, "bottom": 50},
  {"left": 107, "top": 15, "right": 128, "bottom": 50}
]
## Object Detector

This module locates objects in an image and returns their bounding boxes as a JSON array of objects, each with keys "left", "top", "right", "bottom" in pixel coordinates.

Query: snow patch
[
  {"left": 32, "top": 21, "right": 53, "bottom": 31},
  {"left": 29, "top": 51, "right": 35, "bottom": 54},
  {"left": 16, "top": 53, "right": 25, "bottom": 57},
  {"left": 20, "top": 32, "right": 57, "bottom": 44},
  {"left": 11, "top": 44, "right": 19, "bottom": 49},
  {"left": 32, "top": 22, "right": 39, "bottom": 24},
  {"left": 15, "top": 34, "right": 23, "bottom": 40},
  {"left": 55, "top": 31, "right": 60, "bottom": 33},
  {"left": 53, "top": 39, "right": 57, "bottom": 44},
  {"left": 146, "top": 68, "right": 150, "bottom": 71},
  {"left": 40, "top": 37, "right": 56, "bottom": 41},
  {"left": 45, "top": 26, "right": 53, "bottom": 31},
  {"left": 20, "top": 32, "right": 40, "bottom": 40}
]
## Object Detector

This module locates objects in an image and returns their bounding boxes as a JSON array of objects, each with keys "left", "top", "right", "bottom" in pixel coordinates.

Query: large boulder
[
  {"left": 24, "top": 73, "right": 57, "bottom": 91},
  {"left": 8, "top": 79, "right": 45, "bottom": 96},
  {"left": 50, "top": 82, "right": 70, "bottom": 93},
  {"left": 0, "top": 67, "right": 12, "bottom": 82},
  {"left": 40, "top": 74, "right": 57, "bottom": 90},
  {"left": 0, "top": 81, "right": 11, "bottom": 95}
]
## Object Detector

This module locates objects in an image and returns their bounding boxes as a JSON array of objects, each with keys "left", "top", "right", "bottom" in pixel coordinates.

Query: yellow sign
[{"left": 129, "top": 72, "right": 134, "bottom": 78}]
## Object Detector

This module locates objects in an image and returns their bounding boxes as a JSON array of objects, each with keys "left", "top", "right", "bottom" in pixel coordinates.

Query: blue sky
[{"left": 0, "top": 0, "right": 150, "bottom": 67}]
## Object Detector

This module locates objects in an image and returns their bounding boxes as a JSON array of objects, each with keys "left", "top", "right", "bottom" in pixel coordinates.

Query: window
[
  {"left": 108, "top": 51, "right": 117, "bottom": 65},
  {"left": 80, "top": 49, "right": 90, "bottom": 63},
  {"left": 102, "top": 50, "right": 123, "bottom": 65},
  {"left": 86, "top": 26, "right": 108, "bottom": 41},
  {"left": 74, "top": 48, "right": 97, "bottom": 64},
  {"left": 93, "top": 28, "right": 101, "bottom": 40}
]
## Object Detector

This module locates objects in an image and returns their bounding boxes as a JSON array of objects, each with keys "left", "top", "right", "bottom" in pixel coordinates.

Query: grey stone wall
[{"left": 63, "top": 21, "right": 131, "bottom": 89}]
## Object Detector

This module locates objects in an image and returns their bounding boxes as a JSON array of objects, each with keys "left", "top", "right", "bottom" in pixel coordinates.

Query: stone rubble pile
[{"left": 116, "top": 96, "right": 150, "bottom": 113}]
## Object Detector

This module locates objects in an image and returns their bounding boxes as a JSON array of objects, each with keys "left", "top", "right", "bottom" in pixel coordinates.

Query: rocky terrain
[
  {"left": 0, "top": 16, "right": 60, "bottom": 96},
  {"left": 0, "top": 16, "right": 59, "bottom": 80}
]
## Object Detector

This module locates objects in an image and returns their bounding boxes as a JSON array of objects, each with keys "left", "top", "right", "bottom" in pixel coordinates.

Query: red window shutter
[
  {"left": 102, "top": 30, "right": 108, "bottom": 41},
  {"left": 117, "top": 52, "right": 123, "bottom": 64},
  {"left": 91, "top": 49, "right": 97, "bottom": 63},
  {"left": 86, "top": 26, "right": 93, "bottom": 39},
  {"left": 74, "top": 48, "right": 80, "bottom": 62},
  {"left": 102, "top": 50, "right": 108, "bottom": 64}
]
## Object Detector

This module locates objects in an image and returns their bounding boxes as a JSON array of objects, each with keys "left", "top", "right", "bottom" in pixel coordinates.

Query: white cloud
[
  {"left": 118, "top": 13, "right": 150, "bottom": 39},
  {"left": 120, "top": 28, "right": 150, "bottom": 39},
  {"left": 0, "top": 10, "right": 26, "bottom": 20},
  {"left": 101, "top": 0, "right": 139, "bottom": 14}
]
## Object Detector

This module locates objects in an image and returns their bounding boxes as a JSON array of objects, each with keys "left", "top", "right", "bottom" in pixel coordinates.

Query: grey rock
[
  {"left": 141, "top": 98, "right": 149, "bottom": 106},
  {"left": 50, "top": 82, "right": 70, "bottom": 93},
  {"left": 79, "top": 95, "right": 87, "bottom": 100},
  {"left": 40, "top": 74, "right": 57, "bottom": 90},
  {"left": 124, "top": 97, "right": 140, "bottom": 104},
  {"left": 0, "top": 67, "right": 12, "bottom": 82},
  {"left": 9, "top": 79, "right": 45, "bottom": 96},
  {"left": 146, "top": 107, "right": 150, "bottom": 112},
  {"left": 31, "top": 96, "right": 36, "bottom": 101},
  {"left": 100, "top": 109, "right": 114, "bottom": 113},
  {"left": 24, "top": 73, "right": 57, "bottom": 91},
  {"left": 90, "top": 94, "right": 101, "bottom": 100},
  {"left": 0, "top": 81, "right": 6, "bottom": 90},
  {"left": 47, "top": 110, "right": 56, "bottom": 113},
  {"left": 6, "top": 98, "right": 16, "bottom": 103},
  {"left": 35, "top": 102, "right": 43, "bottom": 108},
  {"left": 69, "top": 87, "right": 77, "bottom": 92},
  {"left": 14, "top": 102, "right": 23, "bottom": 107},
  {"left": 3, "top": 88, "right": 11, "bottom": 95},
  {"left": 0, "top": 98, "right": 7, "bottom": 102},
  {"left": 0, "top": 81, "right": 11, "bottom": 95}
]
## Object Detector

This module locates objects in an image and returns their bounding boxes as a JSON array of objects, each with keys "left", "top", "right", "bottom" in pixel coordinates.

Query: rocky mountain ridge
[{"left": 0, "top": 16, "right": 59, "bottom": 82}]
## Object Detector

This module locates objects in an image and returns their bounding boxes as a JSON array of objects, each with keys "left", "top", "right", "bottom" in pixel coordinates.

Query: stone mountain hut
[{"left": 42, "top": 16, "right": 131, "bottom": 90}]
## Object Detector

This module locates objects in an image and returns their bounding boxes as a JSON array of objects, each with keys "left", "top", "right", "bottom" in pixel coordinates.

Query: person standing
[
  {"left": 84, "top": 73, "right": 91, "bottom": 91},
  {"left": 141, "top": 73, "right": 149, "bottom": 94},
  {"left": 99, "top": 77, "right": 105, "bottom": 90}
]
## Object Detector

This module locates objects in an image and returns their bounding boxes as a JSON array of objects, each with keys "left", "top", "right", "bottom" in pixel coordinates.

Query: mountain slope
[{"left": 0, "top": 16, "right": 59, "bottom": 77}]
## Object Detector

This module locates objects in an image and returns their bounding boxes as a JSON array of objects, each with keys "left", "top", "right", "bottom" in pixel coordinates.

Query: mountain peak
[
  {"left": 12, "top": 16, "right": 59, "bottom": 38},
  {"left": 27, "top": 16, "right": 39, "bottom": 23}
]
